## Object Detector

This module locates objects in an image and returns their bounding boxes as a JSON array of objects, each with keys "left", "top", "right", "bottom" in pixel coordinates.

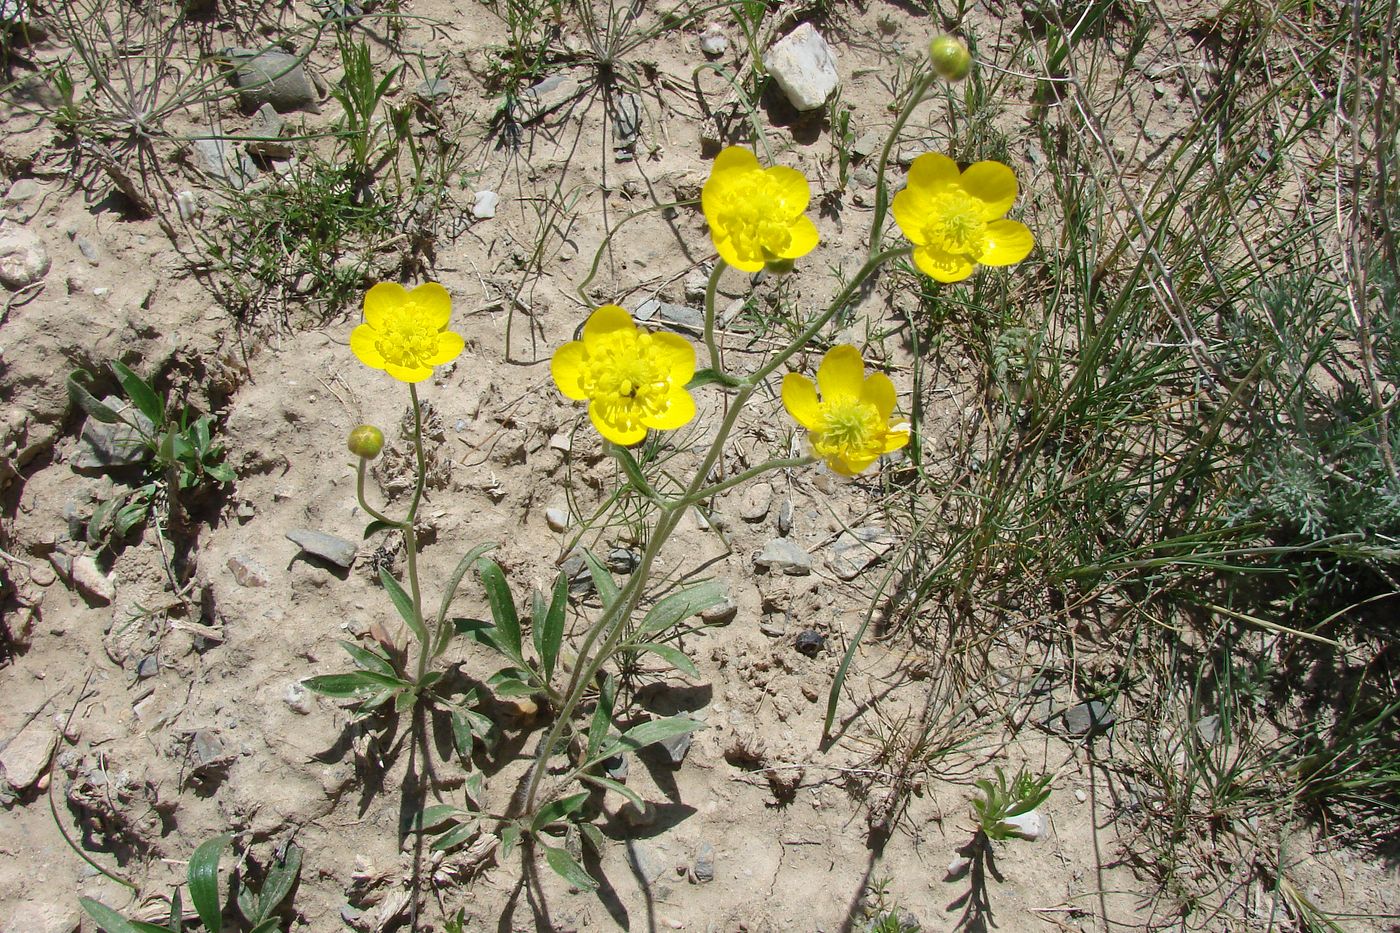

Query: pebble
[
  {"left": 627, "top": 840, "right": 668, "bottom": 882},
  {"left": 192, "top": 137, "right": 258, "bottom": 190},
  {"left": 827, "top": 526, "right": 895, "bottom": 581},
  {"left": 0, "top": 718, "right": 57, "bottom": 792},
  {"left": 73, "top": 234, "right": 99, "bottom": 264},
  {"left": 740, "top": 482, "right": 772, "bottom": 522},
  {"left": 414, "top": 76, "right": 453, "bottom": 103},
  {"left": 763, "top": 23, "right": 839, "bottom": 111},
  {"left": 135, "top": 654, "right": 159, "bottom": 679},
  {"left": 776, "top": 499, "right": 794, "bottom": 536},
  {"left": 245, "top": 102, "right": 292, "bottom": 158},
  {"left": 284, "top": 681, "right": 312, "bottom": 714},
  {"left": 602, "top": 754, "right": 628, "bottom": 782},
  {"left": 2, "top": 178, "right": 41, "bottom": 222},
  {"left": 0, "top": 901, "right": 80, "bottom": 933},
  {"left": 69, "top": 554, "right": 115, "bottom": 604},
  {"left": 753, "top": 538, "right": 812, "bottom": 576},
  {"left": 1058, "top": 699, "right": 1117, "bottom": 737},
  {"left": 699, "top": 25, "right": 728, "bottom": 57},
  {"left": 544, "top": 507, "right": 569, "bottom": 532},
  {"left": 945, "top": 855, "right": 971, "bottom": 879},
  {"left": 657, "top": 731, "right": 692, "bottom": 766},
  {"left": 471, "top": 189, "right": 499, "bottom": 219},
  {"left": 286, "top": 529, "right": 357, "bottom": 569},
  {"left": 851, "top": 131, "right": 882, "bottom": 161},
  {"left": 516, "top": 74, "right": 579, "bottom": 123},
  {"left": 606, "top": 547, "right": 639, "bottom": 573},
  {"left": 1000, "top": 808, "right": 1045, "bottom": 841},
  {"left": 693, "top": 842, "right": 715, "bottom": 882},
  {"left": 698, "top": 595, "right": 737, "bottom": 626},
  {"left": 1195, "top": 714, "right": 1222, "bottom": 744},
  {"left": 794, "top": 629, "right": 825, "bottom": 657},
  {"left": 227, "top": 554, "right": 271, "bottom": 587},
  {"left": 174, "top": 190, "right": 201, "bottom": 222},
  {"left": 227, "top": 48, "right": 318, "bottom": 113},
  {"left": 0, "top": 220, "right": 50, "bottom": 290},
  {"left": 634, "top": 297, "right": 704, "bottom": 333},
  {"left": 72, "top": 400, "right": 154, "bottom": 470},
  {"left": 683, "top": 265, "right": 711, "bottom": 301},
  {"left": 1074, "top": 788, "right": 1088, "bottom": 803}
]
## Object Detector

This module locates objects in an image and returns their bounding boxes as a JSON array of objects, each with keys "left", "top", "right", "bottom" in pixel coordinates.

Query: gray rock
[
  {"left": 794, "top": 629, "right": 825, "bottom": 657},
  {"left": 606, "top": 547, "right": 639, "bottom": 574},
  {"left": 827, "top": 526, "right": 895, "bottom": 581},
  {"left": 73, "top": 234, "right": 99, "bottom": 264},
  {"left": 414, "top": 76, "right": 453, "bottom": 103},
  {"left": 174, "top": 190, "right": 201, "bottom": 223},
  {"left": 603, "top": 754, "right": 628, "bottom": 782},
  {"left": 627, "top": 841, "right": 668, "bottom": 884},
  {"left": 192, "top": 137, "right": 258, "bottom": 190},
  {"left": 286, "top": 529, "right": 357, "bottom": 569},
  {"left": 471, "top": 189, "right": 499, "bottom": 219},
  {"left": 683, "top": 265, "right": 711, "bottom": 302},
  {"left": 544, "top": 507, "right": 569, "bottom": 532},
  {"left": 851, "top": 130, "right": 882, "bottom": 161},
  {"left": 634, "top": 297, "right": 705, "bottom": 333},
  {"left": 245, "top": 103, "right": 292, "bottom": 158},
  {"left": 1060, "top": 699, "right": 1117, "bottom": 736},
  {"left": 135, "top": 654, "right": 158, "bottom": 679},
  {"left": 740, "top": 482, "right": 772, "bottom": 522},
  {"left": 0, "top": 900, "right": 80, "bottom": 933},
  {"left": 0, "top": 718, "right": 57, "bottom": 792},
  {"left": 2, "top": 178, "right": 41, "bottom": 222},
  {"left": 758, "top": 615, "right": 787, "bottom": 637},
  {"left": 698, "top": 26, "right": 728, "bottom": 57},
  {"left": 699, "top": 595, "right": 737, "bottom": 626},
  {"left": 227, "top": 554, "right": 270, "bottom": 587},
  {"left": 559, "top": 549, "right": 595, "bottom": 595},
  {"left": 657, "top": 731, "right": 692, "bottom": 766},
  {"left": 693, "top": 842, "right": 715, "bottom": 882},
  {"left": 73, "top": 399, "right": 154, "bottom": 470},
  {"left": 516, "top": 74, "right": 579, "bottom": 123},
  {"left": 70, "top": 555, "right": 115, "bottom": 604},
  {"left": 228, "top": 48, "right": 317, "bottom": 113},
  {"left": 0, "top": 221, "right": 50, "bottom": 290},
  {"left": 613, "top": 92, "right": 641, "bottom": 147},
  {"left": 776, "top": 499, "right": 794, "bottom": 536},
  {"left": 1195, "top": 714, "right": 1222, "bottom": 744},
  {"left": 189, "top": 729, "right": 228, "bottom": 769},
  {"left": 763, "top": 23, "right": 839, "bottom": 111},
  {"left": 754, "top": 538, "right": 812, "bottom": 576}
]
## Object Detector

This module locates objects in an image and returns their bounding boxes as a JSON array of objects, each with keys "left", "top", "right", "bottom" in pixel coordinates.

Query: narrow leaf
[
  {"left": 417, "top": 805, "right": 462, "bottom": 830},
  {"left": 581, "top": 551, "right": 619, "bottom": 607},
  {"left": 78, "top": 900, "right": 166, "bottom": 933},
  {"left": 500, "top": 824, "right": 521, "bottom": 860},
  {"left": 111, "top": 360, "right": 165, "bottom": 426},
  {"left": 633, "top": 642, "right": 699, "bottom": 678},
  {"left": 477, "top": 559, "right": 522, "bottom": 656},
  {"left": 597, "top": 716, "right": 703, "bottom": 761},
  {"left": 338, "top": 639, "right": 395, "bottom": 676},
  {"left": 537, "top": 572, "right": 568, "bottom": 681},
  {"left": 530, "top": 791, "right": 590, "bottom": 833},
  {"left": 581, "top": 773, "right": 644, "bottom": 808},
  {"left": 432, "top": 542, "right": 497, "bottom": 657},
  {"left": 586, "top": 675, "right": 617, "bottom": 759},
  {"left": 169, "top": 887, "right": 183, "bottom": 933},
  {"left": 685, "top": 367, "right": 743, "bottom": 390},
  {"left": 543, "top": 845, "right": 598, "bottom": 891},
  {"left": 579, "top": 822, "right": 606, "bottom": 855},
  {"left": 67, "top": 369, "right": 123, "bottom": 423},
  {"left": 247, "top": 920, "right": 281, "bottom": 933},
  {"left": 487, "top": 669, "right": 538, "bottom": 698},
  {"left": 253, "top": 845, "right": 301, "bottom": 923},
  {"left": 824, "top": 609, "right": 876, "bottom": 737},
  {"left": 302, "top": 671, "right": 407, "bottom": 698},
  {"left": 362, "top": 519, "right": 398, "bottom": 539},
  {"left": 379, "top": 565, "right": 428, "bottom": 647},
  {"left": 636, "top": 581, "right": 725, "bottom": 639},
  {"left": 429, "top": 821, "right": 480, "bottom": 852},
  {"left": 188, "top": 833, "right": 232, "bottom": 933}
]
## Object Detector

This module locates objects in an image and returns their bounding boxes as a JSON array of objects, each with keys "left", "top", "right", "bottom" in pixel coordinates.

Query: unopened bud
[
  {"left": 347, "top": 424, "right": 385, "bottom": 459},
  {"left": 930, "top": 34, "right": 972, "bottom": 81}
]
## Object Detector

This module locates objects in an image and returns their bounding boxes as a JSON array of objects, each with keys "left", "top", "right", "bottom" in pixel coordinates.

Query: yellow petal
[
  {"left": 959, "top": 161, "right": 1018, "bottom": 219},
  {"left": 583, "top": 304, "right": 636, "bottom": 344},
  {"left": 861, "top": 372, "right": 897, "bottom": 421},
  {"left": 830, "top": 452, "right": 877, "bottom": 476},
  {"left": 590, "top": 402, "right": 647, "bottom": 446},
  {"left": 764, "top": 165, "right": 811, "bottom": 215},
  {"left": 817, "top": 345, "right": 866, "bottom": 399},
  {"left": 778, "top": 215, "right": 819, "bottom": 260},
  {"left": 882, "top": 424, "right": 911, "bottom": 454},
  {"left": 907, "top": 153, "right": 959, "bottom": 195},
  {"left": 550, "top": 341, "right": 589, "bottom": 400},
  {"left": 384, "top": 361, "right": 433, "bottom": 383},
  {"left": 644, "top": 387, "right": 696, "bottom": 431},
  {"left": 891, "top": 187, "right": 933, "bottom": 246},
  {"left": 647, "top": 331, "right": 697, "bottom": 385},
  {"left": 701, "top": 146, "right": 760, "bottom": 220},
  {"left": 913, "top": 245, "right": 974, "bottom": 283},
  {"left": 978, "top": 219, "right": 1034, "bottom": 266},
  {"left": 714, "top": 233, "right": 765, "bottom": 273},
  {"left": 427, "top": 330, "right": 465, "bottom": 365},
  {"left": 363, "top": 282, "right": 407, "bottom": 330},
  {"left": 350, "top": 323, "right": 386, "bottom": 369},
  {"left": 409, "top": 282, "right": 452, "bottom": 329},
  {"left": 782, "top": 373, "right": 822, "bottom": 430}
]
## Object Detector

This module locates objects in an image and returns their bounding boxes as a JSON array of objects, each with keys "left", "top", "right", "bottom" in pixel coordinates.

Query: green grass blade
[{"left": 187, "top": 833, "right": 232, "bottom": 933}]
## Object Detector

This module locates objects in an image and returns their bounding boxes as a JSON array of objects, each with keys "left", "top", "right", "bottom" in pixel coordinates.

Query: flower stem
[
  {"left": 703, "top": 258, "right": 728, "bottom": 373},
  {"left": 680, "top": 456, "right": 815, "bottom": 506},
  {"left": 868, "top": 69, "right": 935, "bottom": 260},
  {"left": 406, "top": 384, "right": 430, "bottom": 687}
]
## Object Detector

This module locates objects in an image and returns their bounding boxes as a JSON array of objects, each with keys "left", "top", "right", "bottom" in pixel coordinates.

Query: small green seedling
[
  {"left": 80, "top": 835, "right": 301, "bottom": 933},
  {"left": 971, "top": 766, "right": 1052, "bottom": 842}
]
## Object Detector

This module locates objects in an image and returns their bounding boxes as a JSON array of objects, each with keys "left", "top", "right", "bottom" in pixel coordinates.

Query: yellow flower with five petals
[
  {"left": 782, "top": 346, "right": 910, "bottom": 476},
  {"left": 701, "top": 146, "right": 820, "bottom": 273},
  {"left": 350, "top": 282, "right": 465, "bottom": 383},
  {"left": 892, "top": 154, "right": 1034, "bottom": 283},
  {"left": 551, "top": 305, "right": 698, "bottom": 446}
]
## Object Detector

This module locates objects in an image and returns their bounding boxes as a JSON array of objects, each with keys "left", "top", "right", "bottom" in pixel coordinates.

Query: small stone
[
  {"left": 758, "top": 615, "right": 786, "bottom": 638},
  {"left": 1074, "top": 788, "right": 1087, "bottom": 803},
  {"left": 2, "top": 178, "right": 41, "bottom": 222},
  {"left": 699, "top": 25, "right": 728, "bottom": 57},
  {"left": 693, "top": 842, "right": 715, "bottom": 882},
  {"left": 621, "top": 800, "right": 657, "bottom": 829},
  {"left": 284, "top": 681, "right": 312, "bottom": 714},
  {"left": 228, "top": 48, "right": 318, "bottom": 113},
  {"left": 190, "top": 729, "right": 227, "bottom": 768},
  {"left": 1194, "top": 714, "right": 1222, "bottom": 744},
  {"left": 414, "top": 76, "right": 453, "bottom": 102},
  {"left": 192, "top": 137, "right": 257, "bottom": 190},
  {"left": 740, "top": 482, "right": 772, "bottom": 522},
  {"left": 602, "top": 754, "right": 628, "bottom": 782},
  {"left": 70, "top": 555, "right": 115, "bottom": 604},
  {"left": 657, "top": 731, "right": 692, "bottom": 766},
  {"left": 29, "top": 563, "right": 56, "bottom": 587},
  {"left": 286, "top": 529, "right": 357, "bottom": 569},
  {"left": 794, "top": 629, "right": 825, "bottom": 657},
  {"left": 776, "top": 499, "right": 794, "bottom": 536},
  {"left": 174, "top": 190, "right": 201, "bottom": 222},
  {"left": 559, "top": 549, "right": 594, "bottom": 595},
  {"left": 627, "top": 840, "right": 668, "bottom": 882},
  {"left": 227, "top": 555, "right": 270, "bottom": 587},
  {"left": 0, "top": 221, "right": 50, "bottom": 290},
  {"left": 135, "top": 654, "right": 158, "bottom": 679},
  {"left": 544, "top": 507, "right": 569, "bottom": 532},
  {"left": 999, "top": 808, "right": 1045, "bottom": 841},
  {"left": 683, "top": 265, "right": 711, "bottom": 301},
  {"left": 471, "top": 189, "right": 499, "bottom": 219},
  {"left": 0, "top": 900, "right": 80, "bottom": 933},
  {"left": 73, "top": 234, "right": 99, "bottom": 264},
  {"left": 516, "top": 74, "right": 579, "bottom": 123},
  {"left": 851, "top": 131, "right": 882, "bottom": 161},
  {"left": 613, "top": 92, "right": 641, "bottom": 147},
  {"left": 0, "top": 719, "right": 57, "bottom": 792},
  {"left": 606, "top": 547, "right": 639, "bottom": 573},
  {"left": 1060, "top": 699, "right": 1117, "bottom": 736},
  {"left": 945, "top": 855, "right": 971, "bottom": 879},
  {"left": 763, "top": 23, "right": 839, "bottom": 111},
  {"left": 753, "top": 538, "right": 812, "bottom": 576},
  {"left": 73, "top": 402, "right": 154, "bottom": 472},
  {"left": 548, "top": 430, "right": 571, "bottom": 454},
  {"left": 827, "top": 526, "right": 895, "bottom": 581},
  {"left": 246, "top": 102, "right": 292, "bottom": 158},
  {"left": 699, "top": 595, "right": 737, "bottom": 626},
  {"left": 634, "top": 297, "right": 704, "bottom": 333}
]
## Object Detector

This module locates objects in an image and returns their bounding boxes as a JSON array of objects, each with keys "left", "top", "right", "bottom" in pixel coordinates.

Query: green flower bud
[
  {"left": 930, "top": 34, "right": 972, "bottom": 81},
  {"left": 347, "top": 424, "right": 385, "bottom": 460}
]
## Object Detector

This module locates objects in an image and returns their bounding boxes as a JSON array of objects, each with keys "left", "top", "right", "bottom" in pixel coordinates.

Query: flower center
[
  {"left": 813, "top": 395, "right": 884, "bottom": 461},
  {"left": 714, "top": 172, "right": 795, "bottom": 262},
  {"left": 580, "top": 331, "right": 676, "bottom": 433},
  {"left": 921, "top": 189, "right": 988, "bottom": 258},
  {"left": 375, "top": 301, "right": 441, "bottom": 369}
]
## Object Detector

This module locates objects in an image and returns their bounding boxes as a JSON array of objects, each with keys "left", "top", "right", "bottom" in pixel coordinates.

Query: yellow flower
[
  {"left": 551, "top": 305, "right": 697, "bottom": 446},
  {"left": 701, "top": 146, "right": 820, "bottom": 273},
  {"left": 782, "top": 346, "right": 910, "bottom": 476},
  {"left": 892, "top": 154, "right": 1034, "bottom": 283},
  {"left": 350, "top": 282, "right": 465, "bottom": 383}
]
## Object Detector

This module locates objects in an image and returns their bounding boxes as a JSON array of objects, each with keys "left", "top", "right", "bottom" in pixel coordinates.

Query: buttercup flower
[
  {"left": 782, "top": 346, "right": 910, "bottom": 476},
  {"left": 551, "top": 305, "right": 697, "bottom": 446},
  {"left": 892, "top": 153, "right": 1034, "bottom": 283},
  {"left": 701, "top": 146, "right": 820, "bottom": 273},
  {"left": 350, "top": 282, "right": 465, "bottom": 383}
]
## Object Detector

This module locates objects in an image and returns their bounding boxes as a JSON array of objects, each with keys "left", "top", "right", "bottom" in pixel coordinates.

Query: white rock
[
  {"left": 999, "top": 808, "right": 1045, "bottom": 841},
  {"left": 699, "top": 25, "right": 728, "bottom": 57},
  {"left": 471, "top": 189, "right": 499, "bottom": 219},
  {"left": 70, "top": 554, "right": 115, "bottom": 604},
  {"left": 0, "top": 719, "right": 57, "bottom": 792},
  {"left": 544, "top": 507, "right": 568, "bottom": 532},
  {"left": 763, "top": 23, "right": 839, "bottom": 111},
  {"left": 0, "top": 221, "right": 50, "bottom": 290},
  {"left": 175, "top": 190, "right": 200, "bottom": 222}
]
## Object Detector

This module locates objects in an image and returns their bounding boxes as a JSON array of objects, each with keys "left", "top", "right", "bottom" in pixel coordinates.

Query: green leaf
[
  {"left": 579, "top": 821, "right": 606, "bottom": 855},
  {"left": 204, "top": 462, "right": 236, "bottom": 484},
  {"left": 379, "top": 565, "right": 427, "bottom": 647},
  {"left": 169, "top": 887, "right": 183, "bottom": 933},
  {"left": 636, "top": 581, "right": 726, "bottom": 639},
  {"left": 533, "top": 573, "right": 569, "bottom": 681},
  {"left": 477, "top": 559, "right": 522, "bottom": 656},
  {"left": 685, "top": 367, "right": 742, "bottom": 390},
  {"left": 632, "top": 642, "right": 699, "bottom": 678},
  {"left": 362, "top": 519, "right": 399, "bottom": 539},
  {"left": 67, "top": 369, "right": 123, "bottom": 423},
  {"left": 543, "top": 845, "right": 598, "bottom": 891},
  {"left": 253, "top": 845, "right": 301, "bottom": 923},
  {"left": 530, "top": 791, "right": 589, "bottom": 833},
  {"left": 338, "top": 639, "right": 396, "bottom": 676},
  {"left": 188, "top": 833, "right": 232, "bottom": 933},
  {"left": 597, "top": 716, "right": 703, "bottom": 761},
  {"left": 78, "top": 899, "right": 171, "bottom": 933},
  {"left": 111, "top": 360, "right": 165, "bottom": 426},
  {"left": 432, "top": 542, "right": 498, "bottom": 658},
  {"left": 429, "top": 821, "right": 480, "bottom": 852},
  {"left": 611, "top": 445, "right": 652, "bottom": 495},
  {"left": 302, "top": 671, "right": 408, "bottom": 698},
  {"left": 581, "top": 551, "right": 619, "bottom": 607},
  {"left": 825, "top": 608, "right": 877, "bottom": 737},
  {"left": 236, "top": 886, "right": 257, "bottom": 925},
  {"left": 113, "top": 500, "right": 151, "bottom": 538},
  {"left": 247, "top": 920, "right": 282, "bottom": 933},
  {"left": 586, "top": 675, "right": 617, "bottom": 760},
  {"left": 580, "top": 773, "right": 644, "bottom": 809},
  {"left": 500, "top": 824, "right": 521, "bottom": 860},
  {"left": 487, "top": 668, "right": 538, "bottom": 698},
  {"left": 447, "top": 709, "right": 475, "bottom": 761},
  {"left": 417, "top": 805, "right": 462, "bottom": 830}
]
